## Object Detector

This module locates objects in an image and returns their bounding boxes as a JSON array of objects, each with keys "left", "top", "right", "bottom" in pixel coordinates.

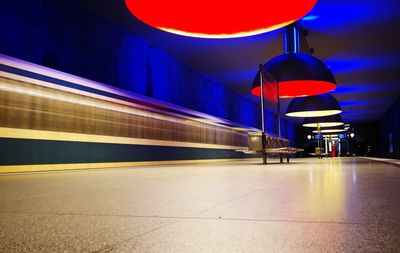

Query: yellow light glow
[
  {"left": 0, "top": 127, "right": 247, "bottom": 150},
  {"left": 158, "top": 20, "right": 295, "bottom": 39},
  {"left": 303, "top": 122, "right": 344, "bottom": 128},
  {"left": 286, "top": 110, "right": 342, "bottom": 118},
  {"left": 249, "top": 131, "right": 263, "bottom": 136},
  {"left": 323, "top": 134, "right": 339, "bottom": 138},
  {"left": 0, "top": 158, "right": 259, "bottom": 174},
  {"left": 184, "top": 119, "right": 202, "bottom": 125},
  {"left": 312, "top": 129, "right": 345, "bottom": 133},
  {"left": 0, "top": 77, "right": 240, "bottom": 134},
  {"left": 231, "top": 127, "right": 250, "bottom": 132}
]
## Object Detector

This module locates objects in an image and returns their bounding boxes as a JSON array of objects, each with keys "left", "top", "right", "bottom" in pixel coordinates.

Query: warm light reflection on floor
[
  {"left": 1, "top": 158, "right": 400, "bottom": 251},
  {"left": 305, "top": 158, "right": 345, "bottom": 220}
]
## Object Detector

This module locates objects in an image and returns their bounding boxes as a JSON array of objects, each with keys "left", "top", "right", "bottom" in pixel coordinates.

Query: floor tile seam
[
  {"left": 1, "top": 210, "right": 399, "bottom": 227},
  {"left": 190, "top": 187, "right": 267, "bottom": 217},
  {"left": 359, "top": 157, "right": 400, "bottom": 167},
  {"left": 0, "top": 193, "right": 71, "bottom": 203},
  {"left": 91, "top": 219, "right": 183, "bottom": 253},
  {"left": 208, "top": 217, "right": 400, "bottom": 226},
  {"left": 0, "top": 159, "right": 264, "bottom": 176},
  {"left": 189, "top": 176, "right": 297, "bottom": 217},
  {"left": 0, "top": 184, "right": 142, "bottom": 205},
  {"left": 0, "top": 197, "right": 65, "bottom": 207},
  {"left": 0, "top": 212, "right": 184, "bottom": 253},
  {"left": 0, "top": 165, "right": 177, "bottom": 176},
  {"left": 0, "top": 213, "right": 61, "bottom": 236}
]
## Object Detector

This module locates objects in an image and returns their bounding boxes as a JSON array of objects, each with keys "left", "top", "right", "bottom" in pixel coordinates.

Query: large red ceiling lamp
[
  {"left": 125, "top": 0, "right": 318, "bottom": 38},
  {"left": 251, "top": 24, "right": 336, "bottom": 98}
]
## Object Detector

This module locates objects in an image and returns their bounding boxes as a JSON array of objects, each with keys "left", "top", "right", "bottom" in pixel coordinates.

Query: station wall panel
[{"left": 379, "top": 97, "right": 400, "bottom": 159}]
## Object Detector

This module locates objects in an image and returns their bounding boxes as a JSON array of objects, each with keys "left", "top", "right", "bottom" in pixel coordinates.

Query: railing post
[
  {"left": 259, "top": 64, "right": 267, "bottom": 164},
  {"left": 277, "top": 74, "right": 283, "bottom": 163}
]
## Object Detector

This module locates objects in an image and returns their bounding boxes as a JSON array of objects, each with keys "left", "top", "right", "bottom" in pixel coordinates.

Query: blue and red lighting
[
  {"left": 252, "top": 53, "right": 336, "bottom": 98},
  {"left": 300, "top": 1, "right": 396, "bottom": 33},
  {"left": 251, "top": 80, "right": 336, "bottom": 98},
  {"left": 125, "top": 0, "right": 317, "bottom": 38}
]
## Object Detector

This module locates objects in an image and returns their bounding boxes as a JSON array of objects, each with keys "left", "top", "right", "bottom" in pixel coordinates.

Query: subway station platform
[{"left": 1, "top": 157, "right": 399, "bottom": 252}]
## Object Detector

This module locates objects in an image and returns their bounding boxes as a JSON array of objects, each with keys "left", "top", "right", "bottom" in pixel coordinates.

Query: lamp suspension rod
[{"left": 284, "top": 23, "right": 300, "bottom": 54}]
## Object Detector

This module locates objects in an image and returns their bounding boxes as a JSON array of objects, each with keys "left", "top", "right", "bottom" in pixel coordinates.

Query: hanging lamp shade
[
  {"left": 303, "top": 114, "right": 344, "bottom": 128},
  {"left": 125, "top": 0, "right": 317, "bottom": 39},
  {"left": 312, "top": 126, "right": 346, "bottom": 133},
  {"left": 251, "top": 53, "right": 336, "bottom": 98},
  {"left": 286, "top": 94, "right": 342, "bottom": 117}
]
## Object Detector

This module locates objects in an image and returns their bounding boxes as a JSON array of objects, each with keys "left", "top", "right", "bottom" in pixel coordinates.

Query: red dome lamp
[
  {"left": 251, "top": 24, "right": 336, "bottom": 98},
  {"left": 251, "top": 53, "right": 336, "bottom": 98},
  {"left": 125, "top": 0, "right": 318, "bottom": 38}
]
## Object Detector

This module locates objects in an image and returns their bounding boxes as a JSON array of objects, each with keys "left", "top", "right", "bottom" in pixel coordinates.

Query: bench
[{"left": 238, "top": 132, "right": 303, "bottom": 163}]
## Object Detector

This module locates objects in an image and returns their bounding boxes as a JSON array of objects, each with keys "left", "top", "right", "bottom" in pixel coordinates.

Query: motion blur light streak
[
  {"left": 125, "top": 0, "right": 317, "bottom": 38},
  {"left": 0, "top": 78, "right": 183, "bottom": 125},
  {"left": 0, "top": 54, "right": 258, "bottom": 132},
  {"left": 0, "top": 78, "right": 249, "bottom": 149}
]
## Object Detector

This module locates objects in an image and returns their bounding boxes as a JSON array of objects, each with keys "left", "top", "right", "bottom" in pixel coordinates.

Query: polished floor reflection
[{"left": 1, "top": 157, "right": 400, "bottom": 252}]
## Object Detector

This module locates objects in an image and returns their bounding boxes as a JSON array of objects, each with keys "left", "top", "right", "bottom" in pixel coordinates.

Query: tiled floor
[{"left": 1, "top": 157, "right": 400, "bottom": 252}]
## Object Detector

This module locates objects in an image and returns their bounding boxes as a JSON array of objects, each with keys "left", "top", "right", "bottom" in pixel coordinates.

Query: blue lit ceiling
[{"left": 81, "top": 0, "right": 400, "bottom": 123}]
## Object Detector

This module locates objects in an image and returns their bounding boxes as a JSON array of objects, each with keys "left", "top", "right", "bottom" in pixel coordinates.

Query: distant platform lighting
[
  {"left": 286, "top": 94, "right": 342, "bottom": 117},
  {"left": 312, "top": 126, "right": 346, "bottom": 134},
  {"left": 303, "top": 114, "right": 344, "bottom": 128},
  {"left": 125, "top": 0, "right": 317, "bottom": 38}
]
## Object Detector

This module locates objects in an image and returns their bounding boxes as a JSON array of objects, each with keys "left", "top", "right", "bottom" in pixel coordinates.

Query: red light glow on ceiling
[
  {"left": 125, "top": 0, "right": 318, "bottom": 38},
  {"left": 251, "top": 80, "right": 336, "bottom": 98}
]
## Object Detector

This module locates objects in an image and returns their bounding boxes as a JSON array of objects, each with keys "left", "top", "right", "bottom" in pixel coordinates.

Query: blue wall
[
  {"left": 379, "top": 97, "right": 400, "bottom": 159},
  {"left": 0, "top": 0, "right": 295, "bottom": 142}
]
